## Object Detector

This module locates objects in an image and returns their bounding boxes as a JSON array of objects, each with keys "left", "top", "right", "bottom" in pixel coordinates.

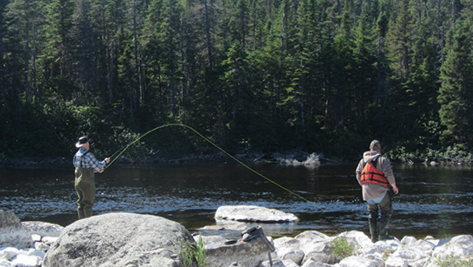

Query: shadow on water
[{"left": 1, "top": 163, "right": 473, "bottom": 239}]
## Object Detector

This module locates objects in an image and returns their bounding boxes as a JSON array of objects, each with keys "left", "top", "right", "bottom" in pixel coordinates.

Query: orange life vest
[{"left": 360, "top": 158, "right": 389, "bottom": 187}]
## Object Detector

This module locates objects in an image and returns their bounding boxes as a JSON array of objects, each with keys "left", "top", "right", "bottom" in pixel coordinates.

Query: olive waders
[
  {"left": 74, "top": 167, "right": 96, "bottom": 219},
  {"left": 368, "top": 190, "right": 394, "bottom": 242}
]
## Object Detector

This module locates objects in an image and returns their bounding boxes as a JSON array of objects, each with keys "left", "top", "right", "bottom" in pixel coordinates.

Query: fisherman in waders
[
  {"left": 73, "top": 136, "right": 110, "bottom": 219},
  {"left": 355, "top": 140, "right": 399, "bottom": 242}
]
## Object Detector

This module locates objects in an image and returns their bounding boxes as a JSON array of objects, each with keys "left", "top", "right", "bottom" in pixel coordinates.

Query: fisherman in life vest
[
  {"left": 355, "top": 140, "right": 399, "bottom": 242},
  {"left": 73, "top": 136, "right": 110, "bottom": 219}
]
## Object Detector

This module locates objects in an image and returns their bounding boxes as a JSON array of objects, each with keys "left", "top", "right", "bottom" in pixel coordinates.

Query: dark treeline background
[{"left": 1, "top": 0, "right": 473, "bottom": 162}]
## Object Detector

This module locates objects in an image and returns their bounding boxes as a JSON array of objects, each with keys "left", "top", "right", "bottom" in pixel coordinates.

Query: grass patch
[
  {"left": 330, "top": 236, "right": 354, "bottom": 258},
  {"left": 180, "top": 235, "right": 207, "bottom": 267},
  {"left": 434, "top": 253, "right": 473, "bottom": 267}
]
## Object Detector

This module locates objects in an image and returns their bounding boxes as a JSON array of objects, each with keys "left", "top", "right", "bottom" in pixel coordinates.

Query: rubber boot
[
  {"left": 84, "top": 206, "right": 94, "bottom": 218},
  {"left": 77, "top": 208, "right": 85, "bottom": 219},
  {"left": 378, "top": 218, "right": 395, "bottom": 240},
  {"left": 369, "top": 218, "right": 379, "bottom": 243}
]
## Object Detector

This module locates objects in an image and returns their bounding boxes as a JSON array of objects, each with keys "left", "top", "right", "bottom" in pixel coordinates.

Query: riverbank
[
  {"left": 2, "top": 211, "right": 473, "bottom": 267},
  {"left": 0, "top": 149, "right": 326, "bottom": 168}
]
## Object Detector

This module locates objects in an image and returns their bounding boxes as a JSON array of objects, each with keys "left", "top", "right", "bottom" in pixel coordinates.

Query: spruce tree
[{"left": 438, "top": 18, "right": 473, "bottom": 145}]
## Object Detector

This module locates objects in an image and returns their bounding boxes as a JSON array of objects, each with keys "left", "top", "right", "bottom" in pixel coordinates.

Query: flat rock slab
[{"left": 215, "top": 205, "right": 298, "bottom": 222}]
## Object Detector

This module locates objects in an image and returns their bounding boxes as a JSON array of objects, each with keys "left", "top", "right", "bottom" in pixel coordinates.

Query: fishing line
[{"left": 106, "top": 123, "right": 323, "bottom": 210}]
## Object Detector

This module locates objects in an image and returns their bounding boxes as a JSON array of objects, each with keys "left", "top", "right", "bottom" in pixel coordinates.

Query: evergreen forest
[{"left": 1, "top": 0, "right": 473, "bottom": 163}]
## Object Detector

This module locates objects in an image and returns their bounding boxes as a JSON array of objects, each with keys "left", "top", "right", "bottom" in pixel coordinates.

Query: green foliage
[
  {"left": 434, "top": 253, "right": 473, "bottom": 267},
  {"left": 330, "top": 236, "right": 353, "bottom": 258},
  {"left": 1, "top": 0, "right": 473, "bottom": 161},
  {"left": 180, "top": 235, "right": 207, "bottom": 267}
]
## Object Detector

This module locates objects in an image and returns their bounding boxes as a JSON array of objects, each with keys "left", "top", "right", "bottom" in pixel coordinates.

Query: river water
[{"left": 1, "top": 162, "right": 473, "bottom": 239}]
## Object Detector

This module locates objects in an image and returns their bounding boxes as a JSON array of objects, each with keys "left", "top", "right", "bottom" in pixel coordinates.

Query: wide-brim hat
[{"left": 75, "top": 136, "right": 89, "bottom": 148}]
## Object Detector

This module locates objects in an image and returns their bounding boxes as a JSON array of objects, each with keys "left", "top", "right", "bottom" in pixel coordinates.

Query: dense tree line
[{"left": 1, "top": 0, "right": 473, "bottom": 162}]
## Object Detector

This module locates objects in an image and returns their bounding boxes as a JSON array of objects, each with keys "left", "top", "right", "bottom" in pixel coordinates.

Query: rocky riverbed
[{"left": 1, "top": 207, "right": 473, "bottom": 267}]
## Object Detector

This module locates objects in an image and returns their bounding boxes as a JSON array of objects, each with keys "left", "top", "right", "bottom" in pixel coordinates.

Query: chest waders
[
  {"left": 74, "top": 151, "right": 96, "bottom": 219},
  {"left": 362, "top": 157, "right": 394, "bottom": 242}
]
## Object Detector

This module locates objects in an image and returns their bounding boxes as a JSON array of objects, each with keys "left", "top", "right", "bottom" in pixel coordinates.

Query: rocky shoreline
[
  {"left": 2, "top": 150, "right": 473, "bottom": 170},
  {"left": 2, "top": 207, "right": 473, "bottom": 267}
]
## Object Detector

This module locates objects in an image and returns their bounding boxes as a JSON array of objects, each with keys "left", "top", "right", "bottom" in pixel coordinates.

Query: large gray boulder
[
  {"left": 42, "top": 212, "right": 195, "bottom": 267},
  {"left": 0, "top": 210, "right": 32, "bottom": 249}
]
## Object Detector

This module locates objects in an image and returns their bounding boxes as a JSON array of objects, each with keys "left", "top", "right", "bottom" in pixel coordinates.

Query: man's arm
[{"left": 380, "top": 156, "right": 399, "bottom": 194}]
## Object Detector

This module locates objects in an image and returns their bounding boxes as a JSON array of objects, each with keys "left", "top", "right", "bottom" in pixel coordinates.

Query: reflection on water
[{"left": 1, "top": 163, "right": 473, "bottom": 239}]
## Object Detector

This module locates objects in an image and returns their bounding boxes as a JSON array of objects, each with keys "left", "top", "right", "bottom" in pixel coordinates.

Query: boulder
[
  {"left": 259, "top": 258, "right": 301, "bottom": 267},
  {"left": 385, "top": 246, "right": 429, "bottom": 267},
  {"left": 299, "top": 258, "right": 332, "bottom": 266},
  {"left": 215, "top": 205, "right": 298, "bottom": 222},
  {"left": 425, "top": 234, "right": 473, "bottom": 267},
  {"left": 0, "top": 210, "right": 32, "bottom": 249},
  {"left": 200, "top": 226, "right": 276, "bottom": 267},
  {"left": 273, "top": 236, "right": 304, "bottom": 265},
  {"left": 205, "top": 235, "right": 273, "bottom": 267},
  {"left": 337, "top": 255, "right": 383, "bottom": 267},
  {"left": 294, "top": 230, "right": 331, "bottom": 255},
  {"left": 0, "top": 247, "right": 20, "bottom": 260},
  {"left": 10, "top": 254, "right": 42, "bottom": 267},
  {"left": 42, "top": 212, "right": 195, "bottom": 267},
  {"left": 194, "top": 235, "right": 228, "bottom": 249}
]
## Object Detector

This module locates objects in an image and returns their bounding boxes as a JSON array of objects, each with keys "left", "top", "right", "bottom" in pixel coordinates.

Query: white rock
[
  {"left": 412, "top": 240, "right": 435, "bottom": 255},
  {"left": 30, "top": 235, "right": 41, "bottom": 243},
  {"left": 10, "top": 254, "right": 42, "bottom": 267},
  {"left": 26, "top": 249, "right": 45, "bottom": 258},
  {"left": 259, "top": 258, "right": 300, "bottom": 267},
  {"left": 300, "top": 258, "right": 332, "bottom": 266},
  {"left": 425, "top": 235, "right": 473, "bottom": 267},
  {"left": 338, "top": 230, "right": 372, "bottom": 250},
  {"left": 295, "top": 230, "right": 332, "bottom": 255},
  {"left": 40, "top": 237, "right": 58, "bottom": 245},
  {"left": 433, "top": 235, "right": 473, "bottom": 256},
  {"left": 34, "top": 242, "right": 50, "bottom": 251},
  {"left": 278, "top": 249, "right": 304, "bottom": 265},
  {"left": 0, "top": 259, "right": 12, "bottom": 267},
  {"left": 273, "top": 236, "right": 304, "bottom": 264},
  {"left": 0, "top": 247, "right": 20, "bottom": 260},
  {"left": 0, "top": 211, "right": 33, "bottom": 249},
  {"left": 21, "top": 222, "right": 64, "bottom": 238},
  {"left": 392, "top": 247, "right": 427, "bottom": 260},
  {"left": 215, "top": 205, "right": 299, "bottom": 222},
  {"left": 400, "top": 236, "right": 417, "bottom": 246},
  {"left": 197, "top": 235, "right": 228, "bottom": 249},
  {"left": 338, "top": 255, "right": 383, "bottom": 267}
]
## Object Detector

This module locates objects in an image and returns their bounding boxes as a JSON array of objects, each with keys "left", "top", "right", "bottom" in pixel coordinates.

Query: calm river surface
[{"left": 1, "top": 162, "right": 473, "bottom": 239}]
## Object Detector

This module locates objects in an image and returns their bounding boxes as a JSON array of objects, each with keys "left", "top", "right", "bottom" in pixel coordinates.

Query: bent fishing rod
[{"left": 105, "top": 123, "right": 323, "bottom": 210}]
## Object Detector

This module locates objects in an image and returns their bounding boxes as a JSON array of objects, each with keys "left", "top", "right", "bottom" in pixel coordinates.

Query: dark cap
[
  {"left": 370, "top": 140, "right": 381, "bottom": 149},
  {"left": 75, "top": 136, "right": 89, "bottom": 148}
]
